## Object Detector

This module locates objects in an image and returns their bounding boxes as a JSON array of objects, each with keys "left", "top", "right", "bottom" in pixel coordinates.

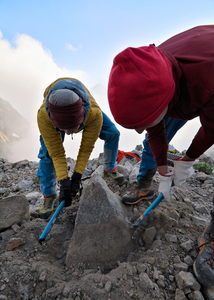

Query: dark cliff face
[
  {"left": 0, "top": 97, "right": 29, "bottom": 159},
  {"left": 0, "top": 97, "right": 29, "bottom": 140}
]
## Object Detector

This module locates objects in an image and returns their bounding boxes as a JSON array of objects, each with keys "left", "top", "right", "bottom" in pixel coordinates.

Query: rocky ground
[{"left": 0, "top": 146, "right": 214, "bottom": 300}]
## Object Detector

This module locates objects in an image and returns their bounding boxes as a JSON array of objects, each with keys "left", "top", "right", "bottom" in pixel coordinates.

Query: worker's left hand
[
  {"left": 70, "top": 172, "right": 82, "bottom": 196},
  {"left": 173, "top": 158, "right": 195, "bottom": 186},
  {"left": 158, "top": 171, "right": 173, "bottom": 202}
]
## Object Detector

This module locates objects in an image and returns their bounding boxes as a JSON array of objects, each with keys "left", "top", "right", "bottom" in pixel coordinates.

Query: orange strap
[{"left": 116, "top": 150, "right": 141, "bottom": 163}]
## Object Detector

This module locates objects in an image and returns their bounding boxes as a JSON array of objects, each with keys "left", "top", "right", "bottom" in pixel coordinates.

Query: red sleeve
[
  {"left": 187, "top": 96, "right": 214, "bottom": 159},
  {"left": 147, "top": 121, "right": 168, "bottom": 166},
  {"left": 187, "top": 126, "right": 214, "bottom": 159}
]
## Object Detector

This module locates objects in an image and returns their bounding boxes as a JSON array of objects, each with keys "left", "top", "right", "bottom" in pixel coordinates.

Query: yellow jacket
[{"left": 37, "top": 78, "right": 103, "bottom": 181}]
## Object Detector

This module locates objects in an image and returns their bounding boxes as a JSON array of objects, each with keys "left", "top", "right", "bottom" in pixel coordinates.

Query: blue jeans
[
  {"left": 99, "top": 112, "right": 119, "bottom": 172},
  {"left": 137, "top": 117, "right": 187, "bottom": 184},
  {"left": 37, "top": 112, "right": 120, "bottom": 196}
]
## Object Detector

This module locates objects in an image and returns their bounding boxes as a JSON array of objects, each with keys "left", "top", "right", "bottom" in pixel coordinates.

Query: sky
[{"left": 0, "top": 0, "right": 214, "bottom": 162}]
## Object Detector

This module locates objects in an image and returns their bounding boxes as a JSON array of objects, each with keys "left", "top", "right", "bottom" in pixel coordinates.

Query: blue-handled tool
[
  {"left": 39, "top": 200, "right": 65, "bottom": 244},
  {"left": 133, "top": 193, "right": 164, "bottom": 227}
]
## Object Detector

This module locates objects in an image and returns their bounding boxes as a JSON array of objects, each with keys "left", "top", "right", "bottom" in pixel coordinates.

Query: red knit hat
[{"left": 107, "top": 45, "right": 175, "bottom": 128}]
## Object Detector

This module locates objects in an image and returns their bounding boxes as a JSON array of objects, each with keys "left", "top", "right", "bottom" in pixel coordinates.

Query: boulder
[
  {"left": 66, "top": 175, "right": 133, "bottom": 269},
  {"left": 0, "top": 195, "right": 29, "bottom": 230}
]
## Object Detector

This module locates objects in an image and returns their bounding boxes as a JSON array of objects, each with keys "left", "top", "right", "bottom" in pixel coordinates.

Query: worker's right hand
[
  {"left": 158, "top": 171, "right": 173, "bottom": 202},
  {"left": 59, "top": 178, "right": 72, "bottom": 207}
]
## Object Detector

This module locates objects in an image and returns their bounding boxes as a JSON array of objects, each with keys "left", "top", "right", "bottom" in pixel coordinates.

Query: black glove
[
  {"left": 59, "top": 178, "right": 72, "bottom": 207},
  {"left": 70, "top": 172, "right": 82, "bottom": 196}
]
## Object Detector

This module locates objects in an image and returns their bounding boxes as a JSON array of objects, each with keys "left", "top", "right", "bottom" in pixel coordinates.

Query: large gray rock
[
  {"left": 66, "top": 175, "right": 133, "bottom": 269},
  {"left": 0, "top": 195, "right": 29, "bottom": 230}
]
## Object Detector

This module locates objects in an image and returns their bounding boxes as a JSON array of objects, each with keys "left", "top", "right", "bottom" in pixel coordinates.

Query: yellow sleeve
[{"left": 37, "top": 107, "right": 68, "bottom": 181}]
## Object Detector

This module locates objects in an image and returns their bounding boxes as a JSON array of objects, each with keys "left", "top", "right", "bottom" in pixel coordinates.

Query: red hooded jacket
[{"left": 147, "top": 25, "right": 214, "bottom": 166}]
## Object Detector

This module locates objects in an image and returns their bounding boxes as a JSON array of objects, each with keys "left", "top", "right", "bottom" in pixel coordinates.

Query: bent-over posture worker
[
  {"left": 37, "top": 77, "right": 124, "bottom": 219},
  {"left": 107, "top": 25, "right": 214, "bottom": 288}
]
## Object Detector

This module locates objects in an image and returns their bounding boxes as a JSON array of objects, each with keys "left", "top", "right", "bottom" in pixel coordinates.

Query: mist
[{"left": 0, "top": 31, "right": 92, "bottom": 163}]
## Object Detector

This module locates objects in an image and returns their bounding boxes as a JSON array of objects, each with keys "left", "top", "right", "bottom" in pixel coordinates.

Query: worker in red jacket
[{"left": 108, "top": 25, "right": 214, "bottom": 288}]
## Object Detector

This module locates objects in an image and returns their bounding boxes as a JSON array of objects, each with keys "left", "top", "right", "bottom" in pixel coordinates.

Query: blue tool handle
[
  {"left": 143, "top": 193, "right": 164, "bottom": 217},
  {"left": 133, "top": 193, "right": 164, "bottom": 227},
  {"left": 39, "top": 200, "right": 65, "bottom": 243}
]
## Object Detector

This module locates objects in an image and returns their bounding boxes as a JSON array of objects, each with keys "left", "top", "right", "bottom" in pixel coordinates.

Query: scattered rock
[{"left": 0, "top": 150, "right": 213, "bottom": 299}]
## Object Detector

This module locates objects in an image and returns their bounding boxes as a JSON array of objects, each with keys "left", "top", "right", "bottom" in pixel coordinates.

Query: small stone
[
  {"left": 183, "top": 198, "right": 193, "bottom": 207},
  {"left": 6, "top": 238, "right": 24, "bottom": 251},
  {"left": 139, "top": 273, "right": 154, "bottom": 289},
  {"left": 133, "top": 208, "right": 138, "bottom": 214},
  {"left": 11, "top": 224, "right": 21, "bottom": 233},
  {"left": 105, "top": 281, "right": 112, "bottom": 293},
  {"left": 147, "top": 257, "right": 155, "bottom": 265},
  {"left": 157, "top": 279, "right": 165, "bottom": 288},
  {"left": 176, "top": 271, "right": 201, "bottom": 291},
  {"left": 137, "top": 263, "right": 147, "bottom": 274},
  {"left": 175, "top": 288, "right": 187, "bottom": 300},
  {"left": 0, "top": 285, "right": 6, "bottom": 292},
  {"left": 174, "top": 255, "right": 181, "bottom": 263},
  {"left": 168, "top": 209, "right": 180, "bottom": 221},
  {"left": 188, "top": 290, "right": 205, "bottom": 299},
  {"left": 165, "top": 233, "right": 178, "bottom": 243},
  {"left": 39, "top": 270, "right": 47, "bottom": 282},
  {"left": 129, "top": 290, "right": 134, "bottom": 298},
  {"left": 174, "top": 262, "right": 189, "bottom": 271},
  {"left": 128, "top": 279, "right": 134, "bottom": 288},
  {"left": 143, "top": 227, "right": 157, "bottom": 245},
  {"left": 97, "top": 283, "right": 103, "bottom": 288},
  {"left": 180, "top": 240, "right": 193, "bottom": 252},
  {"left": 184, "top": 256, "right": 194, "bottom": 266},
  {"left": 153, "top": 270, "right": 161, "bottom": 281}
]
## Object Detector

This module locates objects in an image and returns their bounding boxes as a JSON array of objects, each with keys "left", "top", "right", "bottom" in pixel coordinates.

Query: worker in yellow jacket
[{"left": 37, "top": 77, "right": 123, "bottom": 219}]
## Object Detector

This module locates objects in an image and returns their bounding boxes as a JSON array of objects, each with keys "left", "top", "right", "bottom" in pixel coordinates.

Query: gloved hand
[
  {"left": 173, "top": 158, "right": 195, "bottom": 186},
  {"left": 158, "top": 171, "right": 173, "bottom": 202},
  {"left": 70, "top": 172, "right": 82, "bottom": 196},
  {"left": 59, "top": 177, "right": 72, "bottom": 207}
]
